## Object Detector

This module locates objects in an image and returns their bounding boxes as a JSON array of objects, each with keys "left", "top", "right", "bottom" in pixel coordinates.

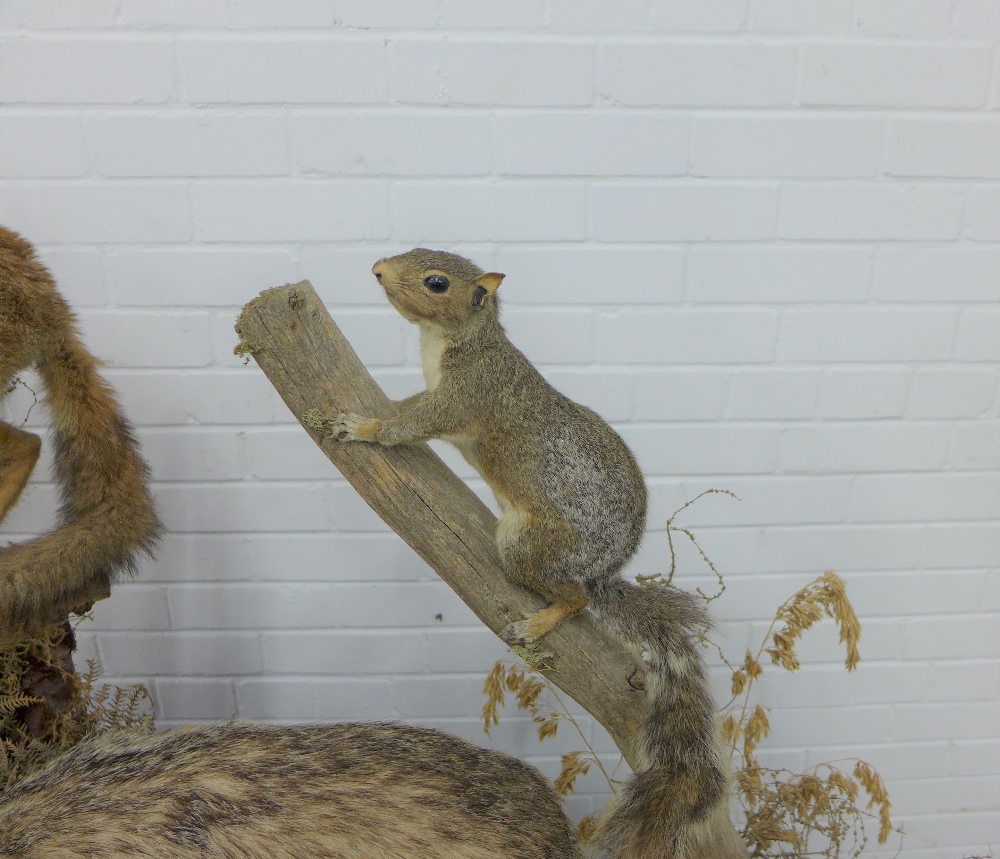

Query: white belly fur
[
  {"left": 417, "top": 322, "right": 511, "bottom": 516},
  {"left": 495, "top": 506, "right": 529, "bottom": 555},
  {"left": 418, "top": 322, "right": 448, "bottom": 391}
]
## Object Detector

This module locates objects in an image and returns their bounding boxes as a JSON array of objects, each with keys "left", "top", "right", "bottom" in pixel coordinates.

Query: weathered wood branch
[{"left": 235, "top": 281, "right": 650, "bottom": 769}]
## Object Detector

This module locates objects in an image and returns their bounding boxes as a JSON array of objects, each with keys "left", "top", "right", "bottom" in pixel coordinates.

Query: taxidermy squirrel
[
  {"left": 0, "top": 721, "right": 581, "bottom": 858},
  {"left": 0, "top": 227, "right": 161, "bottom": 638},
  {"left": 330, "top": 249, "right": 747, "bottom": 859}
]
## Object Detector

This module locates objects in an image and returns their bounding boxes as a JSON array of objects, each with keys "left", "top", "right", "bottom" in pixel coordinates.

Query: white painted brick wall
[{"left": 0, "top": 3, "right": 997, "bottom": 854}]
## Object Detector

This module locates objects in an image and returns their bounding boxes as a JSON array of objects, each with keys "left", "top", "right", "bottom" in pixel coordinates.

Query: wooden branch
[{"left": 235, "top": 281, "right": 650, "bottom": 769}]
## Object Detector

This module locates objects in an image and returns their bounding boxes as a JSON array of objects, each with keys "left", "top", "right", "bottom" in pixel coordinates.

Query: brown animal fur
[
  {"left": 332, "top": 249, "right": 748, "bottom": 859},
  {"left": 0, "top": 227, "right": 161, "bottom": 637},
  {"left": 0, "top": 722, "right": 582, "bottom": 859}
]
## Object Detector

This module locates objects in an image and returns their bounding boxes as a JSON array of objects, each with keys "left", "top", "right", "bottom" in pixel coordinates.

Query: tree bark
[
  {"left": 235, "top": 281, "right": 650, "bottom": 769},
  {"left": 15, "top": 619, "right": 78, "bottom": 739}
]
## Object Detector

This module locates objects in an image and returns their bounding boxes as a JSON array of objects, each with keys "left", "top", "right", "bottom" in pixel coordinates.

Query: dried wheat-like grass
[
  {"left": 0, "top": 616, "right": 155, "bottom": 793},
  {"left": 553, "top": 751, "right": 591, "bottom": 796},
  {"left": 731, "top": 573, "right": 898, "bottom": 857},
  {"left": 765, "top": 571, "right": 861, "bottom": 673},
  {"left": 482, "top": 660, "right": 616, "bottom": 800},
  {"left": 736, "top": 761, "right": 890, "bottom": 859},
  {"left": 852, "top": 762, "right": 893, "bottom": 846}
]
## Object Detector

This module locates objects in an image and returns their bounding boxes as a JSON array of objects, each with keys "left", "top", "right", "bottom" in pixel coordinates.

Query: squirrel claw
[
  {"left": 330, "top": 412, "right": 362, "bottom": 442},
  {"left": 505, "top": 618, "right": 538, "bottom": 646},
  {"left": 505, "top": 620, "right": 553, "bottom": 669}
]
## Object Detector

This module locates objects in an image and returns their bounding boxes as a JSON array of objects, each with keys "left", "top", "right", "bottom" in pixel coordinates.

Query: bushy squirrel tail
[
  {"left": 586, "top": 577, "right": 747, "bottom": 859},
  {"left": 0, "top": 289, "right": 161, "bottom": 633}
]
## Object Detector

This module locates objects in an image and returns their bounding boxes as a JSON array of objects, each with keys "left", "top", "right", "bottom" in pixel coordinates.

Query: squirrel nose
[{"left": 372, "top": 260, "right": 385, "bottom": 282}]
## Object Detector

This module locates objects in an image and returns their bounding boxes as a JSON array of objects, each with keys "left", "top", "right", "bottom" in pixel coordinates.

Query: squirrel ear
[{"left": 475, "top": 272, "right": 505, "bottom": 295}]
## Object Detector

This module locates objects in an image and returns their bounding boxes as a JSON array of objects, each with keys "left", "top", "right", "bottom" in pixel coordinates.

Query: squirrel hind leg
[
  {"left": 0, "top": 421, "right": 42, "bottom": 526},
  {"left": 496, "top": 507, "right": 589, "bottom": 642}
]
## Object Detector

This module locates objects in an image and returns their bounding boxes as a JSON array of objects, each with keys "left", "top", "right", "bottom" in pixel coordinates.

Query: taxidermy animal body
[
  {"left": 0, "top": 227, "right": 160, "bottom": 637},
  {"left": 0, "top": 722, "right": 581, "bottom": 859},
  {"left": 330, "top": 249, "right": 747, "bottom": 859}
]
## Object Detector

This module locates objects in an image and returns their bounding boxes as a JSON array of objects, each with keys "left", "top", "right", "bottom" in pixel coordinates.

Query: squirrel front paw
[
  {"left": 330, "top": 412, "right": 362, "bottom": 441},
  {"left": 327, "top": 412, "right": 381, "bottom": 443}
]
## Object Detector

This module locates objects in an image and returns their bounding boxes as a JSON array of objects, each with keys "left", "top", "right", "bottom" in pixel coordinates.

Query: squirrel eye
[{"left": 424, "top": 275, "right": 449, "bottom": 293}]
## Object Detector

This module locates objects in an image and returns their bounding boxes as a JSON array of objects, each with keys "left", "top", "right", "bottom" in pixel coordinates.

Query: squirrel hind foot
[
  {"left": 505, "top": 617, "right": 540, "bottom": 647},
  {"left": 506, "top": 598, "right": 586, "bottom": 645},
  {"left": 503, "top": 619, "right": 557, "bottom": 670}
]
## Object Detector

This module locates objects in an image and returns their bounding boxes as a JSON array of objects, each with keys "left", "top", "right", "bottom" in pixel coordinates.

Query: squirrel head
[{"left": 371, "top": 249, "right": 504, "bottom": 331}]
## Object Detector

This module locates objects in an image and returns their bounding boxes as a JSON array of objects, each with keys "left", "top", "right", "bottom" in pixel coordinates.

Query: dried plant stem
[
  {"left": 542, "top": 680, "right": 619, "bottom": 794},
  {"left": 484, "top": 660, "right": 618, "bottom": 796},
  {"left": 655, "top": 488, "right": 739, "bottom": 601}
]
